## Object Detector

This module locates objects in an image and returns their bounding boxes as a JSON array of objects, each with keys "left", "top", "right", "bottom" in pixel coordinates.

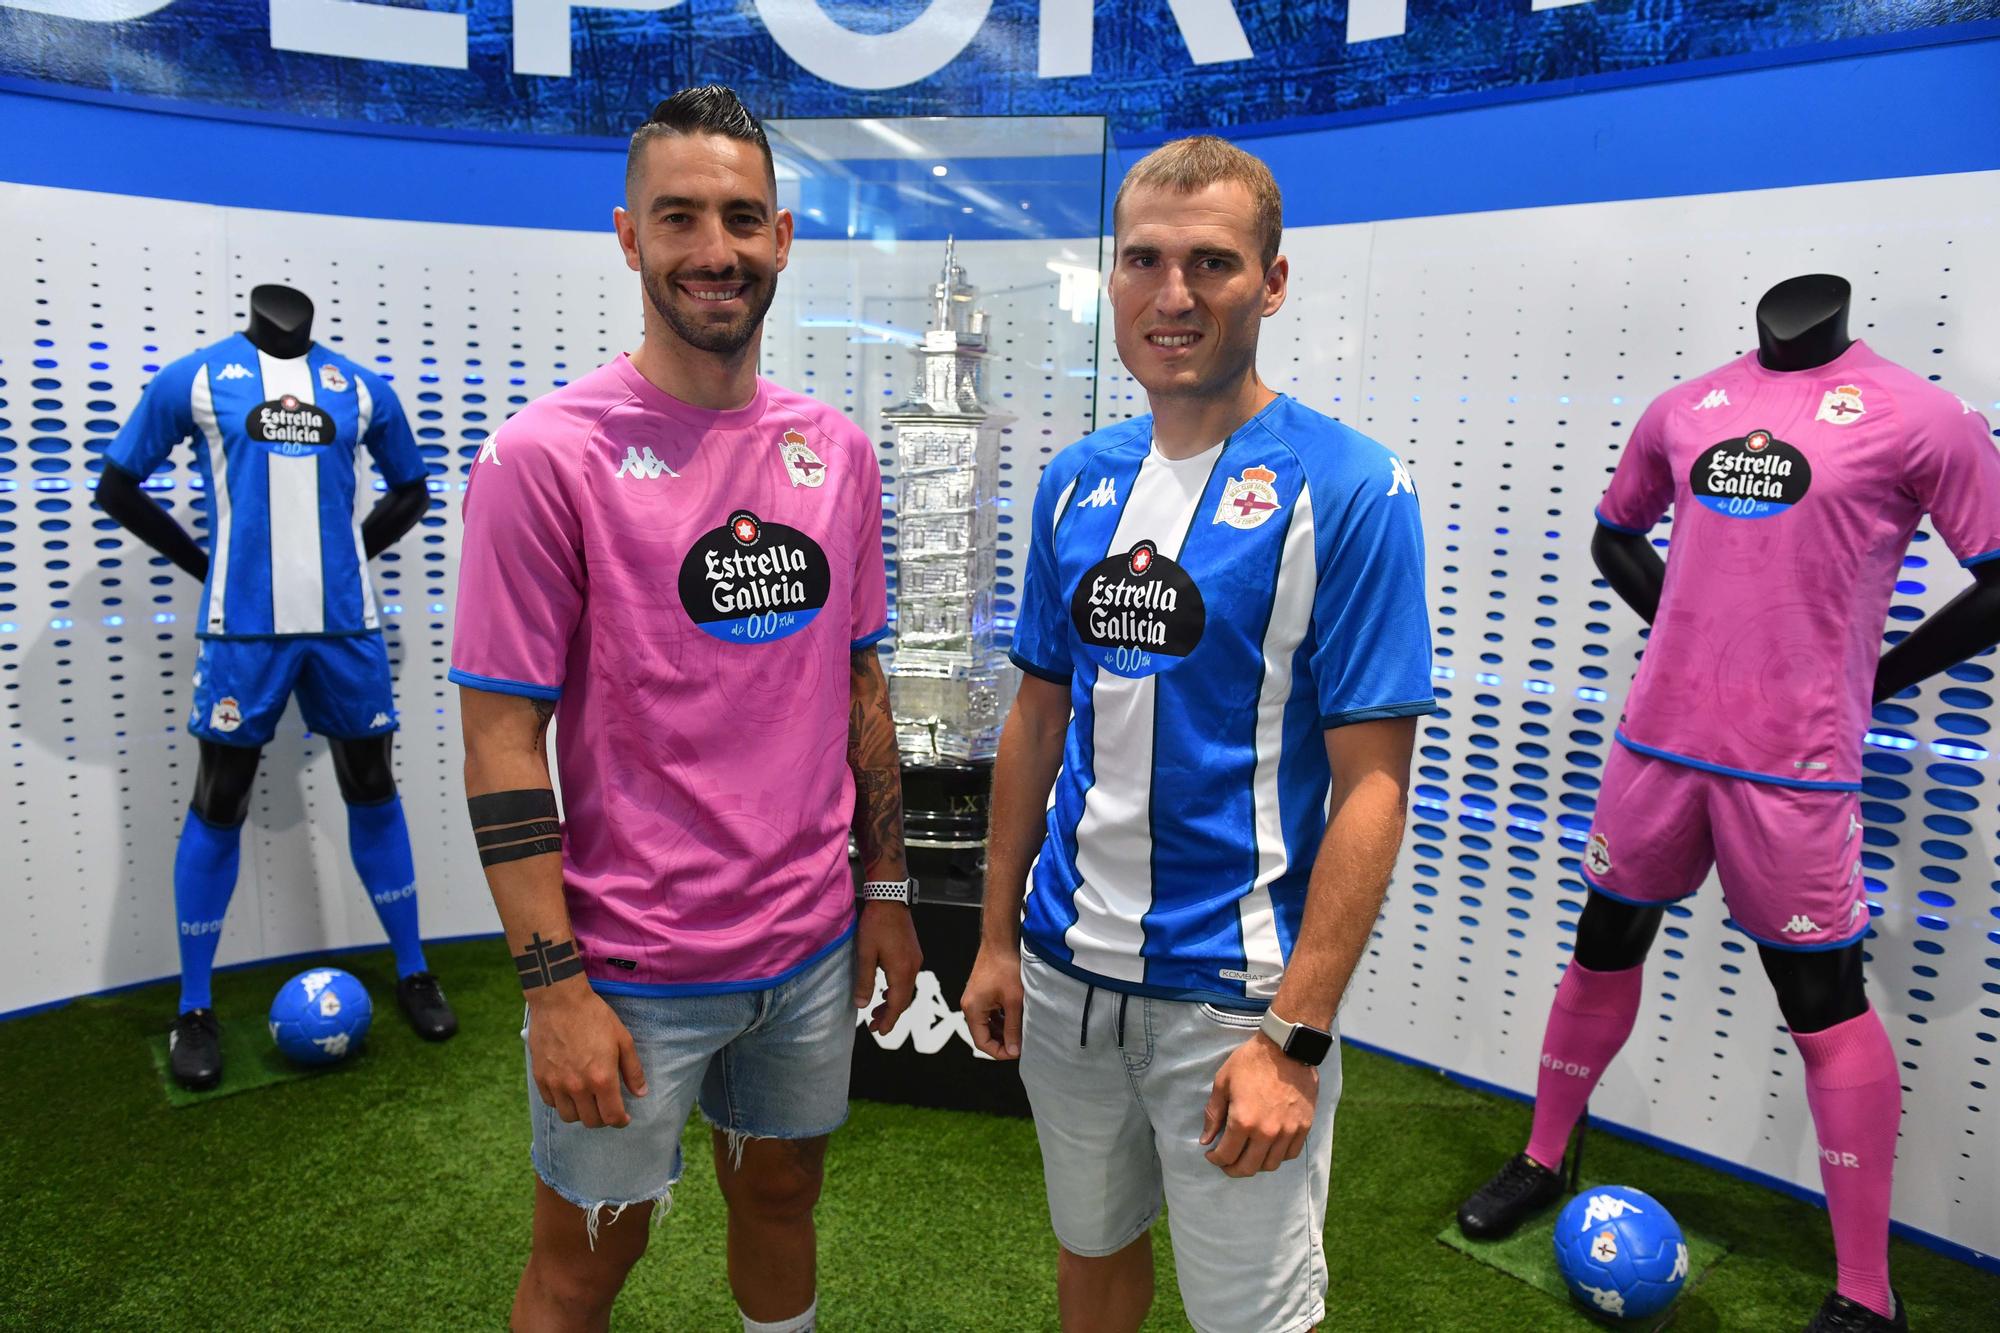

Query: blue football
[
  {"left": 268, "top": 967, "right": 373, "bottom": 1067},
  {"left": 1552, "top": 1185, "right": 1689, "bottom": 1320}
]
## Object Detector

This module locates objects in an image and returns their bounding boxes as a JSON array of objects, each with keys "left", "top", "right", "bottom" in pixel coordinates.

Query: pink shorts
[{"left": 1580, "top": 742, "right": 1869, "bottom": 951}]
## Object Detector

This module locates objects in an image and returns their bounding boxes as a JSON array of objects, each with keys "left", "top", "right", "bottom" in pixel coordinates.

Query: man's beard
[{"left": 641, "top": 260, "right": 776, "bottom": 356}]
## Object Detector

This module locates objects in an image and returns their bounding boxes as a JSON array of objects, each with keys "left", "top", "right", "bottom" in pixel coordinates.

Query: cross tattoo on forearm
[{"left": 514, "top": 931, "right": 585, "bottom": 991}]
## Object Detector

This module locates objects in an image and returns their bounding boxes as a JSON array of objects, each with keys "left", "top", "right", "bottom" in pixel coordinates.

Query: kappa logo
[
  {"left": 209, "top": 696, "right": 243, "bottom": 733},
  {"left": 300, "top": 969, "right": 339, "bottom": 1002},
  {"left": 1670, "top": 1243, "right": 1690, "bottom": 1282},
  {"left": 779, "top": 429, "right": 826, "bottom": 488},
  {"left": 1584, "top": 832, "right": 1612, "bottom": 877},
  {"left": 317, "top": 362, "right": 349, "bottom": 393},
  {"left": 1783, "top": 914, "right": 1822, "bottom": 935},
  {"left": 1692, "top": 388, "right": 1731, "bottom": 411},
  {"left": 1816, "top": 384, "right": 1866, "bottom": 425},
  {"left": 216, "top": 362, "right": 254, "bottom": 381},
  {"left": 1846, "top": 812, "right": 1861, "bottom": 842},
  {"left": 1387, "top": 455, "right": 1415, "bottom": 497},
  {"left": 1850, "top": 898, "right": 1866, "bottom": 924},
  {"left": 476, "top": 437, "right": 501, "bottom": 467},
  {"left": 616, "top": 446, "right": 680, "bottom": 480},
  {"left": 369, "top": 711, "right": 391, "bottom": 729},
  {"left": 1580, "top": 1284, "right": 1626, "bottom": 1318},
  {"left": 315, "top": 1032, "right": 352, "bottom": 1057},
  {"left": 1578, "top": 1193, "right": 1644, "bottom": 1230},
  {"left": 1076, "top": 476, "right": 1118, "bottom": 509},
  {"left": 857, "top": 970, "right": 989, "bottom": 1059},
  {"left": 1214, "top": 465, "right": 1283, "bottom": 529}
]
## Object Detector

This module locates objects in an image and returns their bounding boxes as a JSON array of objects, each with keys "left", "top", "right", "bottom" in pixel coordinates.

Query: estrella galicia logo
[
  {"left": 1691, "top": 428, "right": 1812, "bottom": 519},
  {"left": 246, "top": 396, "right": 336, "bottom": 455},
  {"left": 678, "top": 509, "right": 830, "bottom": 644},
  {"left": 1070, "top": 540, "right": 1205, "bottom": 678}
]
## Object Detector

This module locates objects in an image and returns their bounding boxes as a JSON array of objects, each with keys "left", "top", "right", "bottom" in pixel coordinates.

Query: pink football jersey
[
  {"left": 1597, "top": 341, "right": 2000, "bottom": 788},
  {"left": 451, "top": 356, "right": 887, "bottom": 992}
]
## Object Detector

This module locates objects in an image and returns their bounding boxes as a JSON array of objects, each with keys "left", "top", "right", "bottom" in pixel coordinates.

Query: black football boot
[
  {"left": 1804, "top": 1289, "right": 1907, "bottom": 1332},
  {"left": 168, "top": 1008, "right": 223, "bottom": 1091},
  {"left": 395, "top": 971, "right": 459, "bottom": 1042},
  {"left": 1456, "top": 1151, "right": 1569, "bottom": 1240}
]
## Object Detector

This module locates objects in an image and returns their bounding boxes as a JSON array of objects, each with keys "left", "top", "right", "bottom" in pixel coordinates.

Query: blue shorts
[
  {"left": 524, "top": 936, "right": 856, "bottom": 1221},
  {"left": 189, "top": 634, "right": 399, "bottom": 747}
]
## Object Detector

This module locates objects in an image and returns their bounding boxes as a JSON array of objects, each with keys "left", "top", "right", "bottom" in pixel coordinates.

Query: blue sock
[
  {"left": 347, "top": 796, "right": 428, "bottom": 977},
  {"left": 174, "top": 809, "right": 243, "bottom": 1014}
]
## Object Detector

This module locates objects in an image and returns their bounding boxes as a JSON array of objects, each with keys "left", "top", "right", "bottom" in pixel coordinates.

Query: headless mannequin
[
  {"left": 1580, "top": 274, "right": 2000, "bottom": 1032},
  {"left": 95, "top": 284, "right": 427, "bottom": 819}
]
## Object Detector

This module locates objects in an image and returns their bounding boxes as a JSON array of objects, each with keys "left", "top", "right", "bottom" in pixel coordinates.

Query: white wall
[{"left": 3, "top": 168, "right": 1996, "bottom": 1255}]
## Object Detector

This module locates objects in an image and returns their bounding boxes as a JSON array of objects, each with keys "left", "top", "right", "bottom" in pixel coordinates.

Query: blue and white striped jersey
[
  {"left": 106, "top": 334, "right": 427, "bottom": 639},
  {"left": 1011, "top": 396, "right": 1436, "bottom": 1007}
]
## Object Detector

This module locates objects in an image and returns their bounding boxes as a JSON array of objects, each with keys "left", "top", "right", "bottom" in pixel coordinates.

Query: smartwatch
[
  {"left": 1259, "top": 1008, "right": 1334, "bottom": 1067},
  {"left": 859, "top": 877, "right": 918, "bottom": 906}
]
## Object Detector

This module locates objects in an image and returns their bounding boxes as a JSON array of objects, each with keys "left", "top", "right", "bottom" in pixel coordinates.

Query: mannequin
[
  {"left": 1458, "top": 276, "right": 2000, "bottom": 1332},
  {"left": 94, "top": 284, "right": 455, "bottom": 1092}
]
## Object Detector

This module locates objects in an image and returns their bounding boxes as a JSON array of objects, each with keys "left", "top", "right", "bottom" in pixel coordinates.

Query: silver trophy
[{"left": 885, "top": 239, "right": 1018, "bottom": 767}]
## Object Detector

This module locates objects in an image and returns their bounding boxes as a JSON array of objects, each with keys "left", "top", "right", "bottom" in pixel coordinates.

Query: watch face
[{"left": 1286, "top": 1025, "right": 1334, "bottom": 1067}]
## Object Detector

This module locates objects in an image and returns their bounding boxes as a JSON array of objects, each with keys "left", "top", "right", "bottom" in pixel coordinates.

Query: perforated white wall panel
[
  {"left": 1095, "top": 169, "right": 2000, "bottom": 1256},
  {"left": 0, "top": 181, "right": 1097, "bottom": 1014},
  {"left": 4, "top": 168, "right": 1996, "bottom": 1255}
]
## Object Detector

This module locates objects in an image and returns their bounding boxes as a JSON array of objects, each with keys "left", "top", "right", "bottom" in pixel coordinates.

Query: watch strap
[{"left": 859, "top": 878, "right": 916, "bottom": 905}]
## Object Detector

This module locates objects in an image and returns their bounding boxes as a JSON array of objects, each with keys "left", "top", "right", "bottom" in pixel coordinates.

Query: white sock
[{"left": 741, "top": 1298, "right": 815, "bottom": 1333}]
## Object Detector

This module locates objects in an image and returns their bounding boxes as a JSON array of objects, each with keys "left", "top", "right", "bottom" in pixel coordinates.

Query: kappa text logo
[
  {"left": 1692, "top": 388, "right": 1730, "bottom": 411},
  {"left": 1076, "top": 476, "right": 1118, "bottom": 509},
  {"left": 1578, "top": 1193, "right": 1643, "bottom": 1230},
  {"left": 216, "top": 363, "right": 254, "bottom": 381},
  {"left": 616, "top": 446, "right": 681, "bottom": 480}
]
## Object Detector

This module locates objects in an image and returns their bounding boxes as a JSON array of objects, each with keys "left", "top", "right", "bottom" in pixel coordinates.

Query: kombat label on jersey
[
  {"left": 246, "top": 396, "right": 337, "bottom": 455},
  {"left": 678, "top": 510, "right": 830, "bottom": 644},
  {"left": 1690, "top": 429, "right": 1812, "bottom": 519},
  {"left": 1070, "top": 540, "right": 1206, "bottom": 678}
]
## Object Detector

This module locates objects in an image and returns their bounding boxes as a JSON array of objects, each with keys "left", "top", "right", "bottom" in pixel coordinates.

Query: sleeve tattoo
[{"left": 848, "top": 649, "right": 906, "bottom": 876}]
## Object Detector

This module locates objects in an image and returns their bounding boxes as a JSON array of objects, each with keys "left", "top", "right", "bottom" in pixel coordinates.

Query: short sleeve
[
  {"left": 848, "top": 433, "right": 889, "bottom": 652},
  {"left": 1596, "top": 395, "right": 1675, "bottom": 535},
  {"left": 448, "top": 430, "right": 584, "bottom": 700},
  {"left": 1007, "top": 459, "right": 1074, "bottom": 684},
  {"left": 1309, "top": 451, "right": 1437, "bottom": 728},
  {"left": 104, "top": 354, "right": 201, "bottom": 480},
  {"left": 356, "top": 370, "right": 428, "bottom": 489},
  {"left": 1903, "top": 395, "right": 2000, "bottom": 567}
]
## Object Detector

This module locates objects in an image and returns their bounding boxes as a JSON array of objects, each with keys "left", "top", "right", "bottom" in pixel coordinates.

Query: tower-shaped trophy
[{"left": 883, "top": 240, "right": 1016, "bottom": 888}]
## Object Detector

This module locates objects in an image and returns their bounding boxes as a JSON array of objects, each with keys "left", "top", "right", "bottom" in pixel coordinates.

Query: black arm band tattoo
[
  {"left": 514, "top": 932, "right": 586, "bottom": 990},
  {"left": 475, "top": 819, "right": 560, "bottom": 848},
  {"left": 467, "top": 788, "right": 558, "bottom": 829},
  {"left": 478, "top": 836, "right": 564, "bottom": 868}
]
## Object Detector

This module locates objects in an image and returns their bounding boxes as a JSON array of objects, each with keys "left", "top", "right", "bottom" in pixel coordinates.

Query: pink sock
[
  {"left": 1524, "top": 961, "right": 1645, "bottom": 1171},
  {"left": 1793, "top": 1007, "right": 1900, "bottom": 1320}
]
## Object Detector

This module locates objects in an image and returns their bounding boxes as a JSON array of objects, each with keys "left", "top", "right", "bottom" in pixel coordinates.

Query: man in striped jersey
[
  {"left": 96, "top": 283, "right": 455, "bottom": 1092},
  {"left": 961, "top": 138, "right": 1435, "bottom": 1333}
]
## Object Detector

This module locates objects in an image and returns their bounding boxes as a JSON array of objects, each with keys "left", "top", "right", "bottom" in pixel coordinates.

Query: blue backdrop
[{"left": 1, "top": 0, "right": 1995, "bottom": 140}]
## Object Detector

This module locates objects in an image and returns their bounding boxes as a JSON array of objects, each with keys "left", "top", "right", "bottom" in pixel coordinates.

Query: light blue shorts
[
  {"left": 524, "top": 936, "right": 856, "bottom": 1229},
  {"left": 1019, "top": 948, "right": 1343, "bottom": 1333}
]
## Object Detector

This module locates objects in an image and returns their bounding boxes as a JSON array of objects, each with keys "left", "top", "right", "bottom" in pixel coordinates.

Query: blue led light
[
  {"left": 153, "top": 612, "right": 176, "bottom": 624},
  {"left": 1865, "top": 731, "right": 1919, "bottom": 751},
  {"left": 49, "top": 618, "right": 73, "bottom": 630},
  {"left": 1431, "top": 665, "right": 1455, "bottom": 679},
  {"left": 1525, "top": 679, "right": 1554, "bottom": 694},
  {"left": 1930, "top": 740, "right": 1989, "bottom": 761},
  {"left": 1476, "top": 672, "right": 1501, "bottom": 686},
  {"left": 101, "top": 615, "right": 123, "bottom": 627},
  {"left": 1575, "top": 687, "right": 1608, "bottom": 702}
]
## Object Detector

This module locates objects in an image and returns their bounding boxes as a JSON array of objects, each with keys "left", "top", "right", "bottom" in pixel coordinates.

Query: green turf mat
[
  {"left": 145, "top": 1017, "right": 357, "bottom": 1107},
  {"left": 1439, "top": 1187, "right": 1730, "bottom": 1327}
]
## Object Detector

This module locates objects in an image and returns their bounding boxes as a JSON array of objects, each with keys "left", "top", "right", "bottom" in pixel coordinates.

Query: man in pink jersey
[
  {"left": 451, "top": 87, "right": 920, "bottom": 1333},
  {"left": 1459, "top": 277, "right": 2000, "bottom": 1332}
]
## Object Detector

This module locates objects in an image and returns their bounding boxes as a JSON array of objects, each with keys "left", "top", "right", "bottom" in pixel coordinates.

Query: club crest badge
[
  {"left": 1815, "top": 384, "right": 1865, "bottom": 426},
  {"left": 317, "top": 362, "right": 349, "bottom": 393},
  {"left": 1585, "top": 832, "right": 1612, "bottom": 877},
  {"left": 1213, "top": 465, "right": 1282, "bottom": 530},
  {"left": 779, "top": 429, "right": 826, "bottom": 488},
  {"left": 210, "top": 696, "right": 244, "bottom": 733}
]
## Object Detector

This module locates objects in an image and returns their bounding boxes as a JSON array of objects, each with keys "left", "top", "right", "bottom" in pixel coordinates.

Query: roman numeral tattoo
[{"left": 468, "top": 788, "right": 562, "bottom": 867}]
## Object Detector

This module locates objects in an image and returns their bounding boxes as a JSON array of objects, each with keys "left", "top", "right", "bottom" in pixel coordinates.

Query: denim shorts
[
  {"left": 524, "top": 933, "right": 856, "bottom": 1234},
  {"left": 1018, "top": 948, "right": 1343, "bottom": 1333}
]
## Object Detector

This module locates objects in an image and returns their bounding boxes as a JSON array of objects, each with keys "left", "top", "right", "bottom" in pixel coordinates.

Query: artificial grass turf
[{"left": 0, "top": 937, "right": 1993, "bottom": 1331}]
